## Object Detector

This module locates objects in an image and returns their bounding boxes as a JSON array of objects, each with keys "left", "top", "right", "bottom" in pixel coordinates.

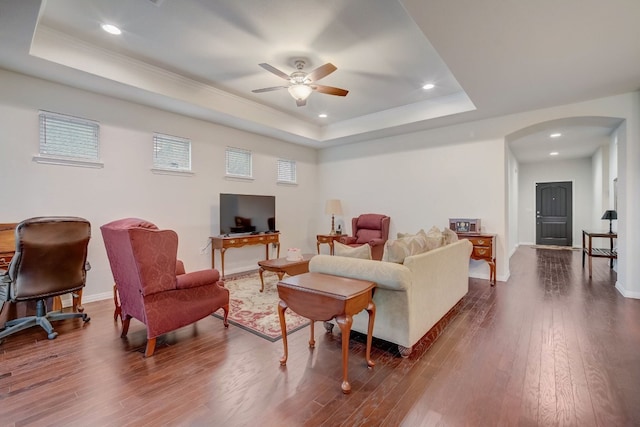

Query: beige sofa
[{"left": 309, "top": 239, "right": 472, "bottom": 357}]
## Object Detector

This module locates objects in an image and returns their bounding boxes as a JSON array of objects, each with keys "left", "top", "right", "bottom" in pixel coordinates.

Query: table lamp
[
  {"left": 601, "top": 209, "right": 617, "bottom": 233},
  {"left": 325, "top": 199, "right": 343, "bottom": 235}
]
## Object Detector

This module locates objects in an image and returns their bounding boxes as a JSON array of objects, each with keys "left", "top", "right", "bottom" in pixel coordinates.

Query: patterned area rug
[{"left": 213, "top": 272, "right": 309, "bottom": 342}]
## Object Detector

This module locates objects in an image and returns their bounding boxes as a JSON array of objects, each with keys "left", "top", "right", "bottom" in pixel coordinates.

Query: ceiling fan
[{"left": 252, "top": 60, "right": 349, "bottom": 107}]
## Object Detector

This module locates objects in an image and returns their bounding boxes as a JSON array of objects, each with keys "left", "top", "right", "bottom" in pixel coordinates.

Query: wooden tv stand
[{"left": 210, "top": 233, "right": 280, "bottom": 278}]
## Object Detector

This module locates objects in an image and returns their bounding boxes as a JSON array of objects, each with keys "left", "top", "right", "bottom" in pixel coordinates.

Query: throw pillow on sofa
[
  {"left": 334, "top": 241, "right": 372, "bottom": 260},
  {"left": 382, "top": 233, "right": 427, "bottom": 263},
  {"left": 422, "top": 226, "right": 444, "bottom": 251},
  {"left": 442, "top": 227, "right": 459, "bottom": 245}
]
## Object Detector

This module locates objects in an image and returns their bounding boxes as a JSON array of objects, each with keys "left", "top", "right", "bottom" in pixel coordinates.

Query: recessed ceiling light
[
  {"left": 550, "top": 151, "right": 559, "bottom": 156},
  {"left": 550, "top": 132, "right": 562, "bottom": 138},
  {"left": 422, "top": 83, "right": 435, "bottom": 90},
  {"left": 101, "top": 24, "right": 122, "bottom": 35},
  {"left": 318, "top": 113, "right": 327, "bottom": 118}
]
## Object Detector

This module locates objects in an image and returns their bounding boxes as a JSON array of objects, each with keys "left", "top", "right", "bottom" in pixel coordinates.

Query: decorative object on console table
[
  {"left": 325, "top": 199, "right": 343, "bottom": 235},
  {"left": 601, "top": 209, "right": 617, "bottom": 233},
  {"left": 449, "top": 218, "right": 481, "bottom": 233},
  {"left": 316, "top": 234, "right": 342, "bottom": 255},
  {"left": 211, "top": 233, "right": 280, "bottom": 278},
  {"left": 455, "top": 232, "right": 496, "bottom": 286}
]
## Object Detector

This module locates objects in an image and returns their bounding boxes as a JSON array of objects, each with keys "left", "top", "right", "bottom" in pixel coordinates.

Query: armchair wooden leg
[
  {"left": 113, "top": 284, "right": 122, "bottom": 322},
  {"left": 144, "top": 338, "right": 156, "bottom": 358},
  {"left": 221, "top": 304, "right": 229, "bottom": 328},
  {"left": 120, "top": 316, "right": 131, "bottom": 338}
]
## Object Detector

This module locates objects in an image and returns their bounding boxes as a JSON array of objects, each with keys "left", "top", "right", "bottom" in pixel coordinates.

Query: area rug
[
  {"left": 213, "top": 271, "right": 309, "bottom": 342},
  {"left": 530, "top": 245, "right": 579, "bottom": 250}
]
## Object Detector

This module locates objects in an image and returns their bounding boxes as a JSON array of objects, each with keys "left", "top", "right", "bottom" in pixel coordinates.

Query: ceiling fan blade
[
  {"left": 296, "top": 98, "right": 307, "bottom": 107},
  {"left": 312, "top": 84, "right": 349, "bottom": 96},
  {"left": 258, "top": 63, "right": 290, "bottom": 80},
  {"left": 252, "top": 86, "right": 288, "bottom": 93},
  {"left": 306, "top": 63, "right": 337, "bottom": 82}
]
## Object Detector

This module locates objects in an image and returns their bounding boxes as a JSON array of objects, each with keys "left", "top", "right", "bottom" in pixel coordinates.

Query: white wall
[
  {"left": 506, "top": 146, "right": 519, "bottom": 257},
  {"left": 318, "top": 132, "right": 508, "bottom": 282},
  {"left": 0, "top": 69, "right": 319, "bottom": 302},
  {"left": 517, "top": 158, "right": 592, "bottom": 247}
]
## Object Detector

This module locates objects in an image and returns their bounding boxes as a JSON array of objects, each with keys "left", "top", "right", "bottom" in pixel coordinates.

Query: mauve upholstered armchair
[
  {"left": 339, "top": 214, "right": 390, "bottom": 260},
  {"left": 100, "top": 218, "right": 229, "bottom": 357}
]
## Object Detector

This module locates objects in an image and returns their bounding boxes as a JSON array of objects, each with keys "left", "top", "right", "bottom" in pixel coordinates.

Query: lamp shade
[
  {"left": 288, "top": 84, "right": 313, "bottom": 101},
  {"left": 601, "top": 210, "right": 617, "bottom": 220},
  {"left": 325, "top": 199, "right": 343, "bottom": 215}
]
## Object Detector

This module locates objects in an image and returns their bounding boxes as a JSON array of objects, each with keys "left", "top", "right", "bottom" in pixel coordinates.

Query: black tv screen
[{"left": 219, "top": 193, "right": 276, "bottom": 235}]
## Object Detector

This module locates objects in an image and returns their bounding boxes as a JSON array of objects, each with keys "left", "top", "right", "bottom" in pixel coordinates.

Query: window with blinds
[
  {"left": 277, "top": 159, "right": 297, "bottom": 184},
  {"left": 153, "top": 133, "right": 191, "bottom": 171},
  {"left": 39, "top": 111, "right": 99, "bottom": 161},
  {"left": 225, "top": 147, "right": 252, "bottom": 178}
]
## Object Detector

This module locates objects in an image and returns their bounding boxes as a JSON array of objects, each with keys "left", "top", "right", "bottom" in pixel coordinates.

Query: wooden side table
[
  {"left": 582, "top": 230, "right": 617, "bottom": 278},
  {"left": 457, "top": 232, "right": 497, "bottom": 286},
  {"left": 277, "top": 272, "right": 376, "bottom": 394},
  {"left": 316, "top": 234, "right": 343, "bottom": 255},
  {"left": 257, "top": 254, "right": 313, "bottom": 292}
]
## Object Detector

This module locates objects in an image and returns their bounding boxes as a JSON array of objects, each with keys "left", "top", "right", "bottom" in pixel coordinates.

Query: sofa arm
[
  {"left": 309, "top": 255, "right": 411, "bottom": 291},
  {"left": 176, "top": 269, "right": 221, "bottom": 290},
  {"left": 339, "top": 236, "right": 357, "bottom": 245}
]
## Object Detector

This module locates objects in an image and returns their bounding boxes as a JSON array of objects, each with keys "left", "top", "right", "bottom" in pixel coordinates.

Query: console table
[
  {"left": 456, "top": 232, "right": 496, "bottom": 286},
  {"left": 582, "top": 230, "right": 617, "bottom": 278},
  {"left": 210, "top": 233, "right": 280, "bottom": 278}
]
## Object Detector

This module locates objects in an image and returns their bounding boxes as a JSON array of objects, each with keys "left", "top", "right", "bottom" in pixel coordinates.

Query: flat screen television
[{"left": 219, "top": 193, "right": 276, "bottom": 236}]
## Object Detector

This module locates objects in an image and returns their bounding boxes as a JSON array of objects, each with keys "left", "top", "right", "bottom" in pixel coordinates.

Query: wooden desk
[
  {"left": 211, "top": 233, "right": 280, "bottom": 278},
  {"left": 316, "top": 234, "right": 343, "bottom": 255},
  {"left": 457, "top": 232, "right": 497, "bottom": 286},
  {"left": 582, "top": 230, "right": 617, "bottom": 278},
  {"left": 277, "top": 272, "right": 376, "bottom": 394},
  {"left": 0, "top": 223, "right": 18, "bottom": 270}
]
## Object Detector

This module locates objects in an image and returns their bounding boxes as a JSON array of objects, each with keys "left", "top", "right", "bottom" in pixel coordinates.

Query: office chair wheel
[{"left": 47, "top": 332, "right": 58, "bottom": 340}]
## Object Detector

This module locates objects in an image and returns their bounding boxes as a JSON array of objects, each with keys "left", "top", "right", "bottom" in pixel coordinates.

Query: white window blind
[
  {"left": 277, "top": 159, "right": 297, "bottom": 184},
  {"left": 153, "top": 133, "right": 191, "bottom": 171},
  {"left": 39, "top": 111, "right": 99, "bottom": 160},
  {"left": 225, "top": 147, "right": 252, "bottom": 178}
]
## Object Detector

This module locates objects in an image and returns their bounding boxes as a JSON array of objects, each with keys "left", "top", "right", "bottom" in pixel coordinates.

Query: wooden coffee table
[
  {"left": 257, "top": 253, "right": 314, "bottom": 292},
  {"left": 277, "top": 272, "right": 376, "bottom": 394}
]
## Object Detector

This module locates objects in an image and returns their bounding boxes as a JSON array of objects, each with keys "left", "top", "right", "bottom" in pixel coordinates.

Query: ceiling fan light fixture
[{"left": 288, "top": 84, "right": 313, "bottom": 101}]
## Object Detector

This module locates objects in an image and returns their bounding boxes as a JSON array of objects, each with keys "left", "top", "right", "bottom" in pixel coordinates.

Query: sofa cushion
[
  {"left": 334, "top": 241, "right": 372, "bottom": 260},
  {"left": 422, "top": 227, "right": 444, "bottom": 251},
  {"left": 382, "top": 233, "right": 427, "bottom": 264},
  {"left": 356, "top": 214, "right": 384, "bottom": 229},
  {"left": 443, "top": 227, "right": 459, "bottom": 245}
]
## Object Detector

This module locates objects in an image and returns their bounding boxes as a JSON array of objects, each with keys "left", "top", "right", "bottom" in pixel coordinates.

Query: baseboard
[
  {"left": 615, "top": 281, "right": 640, "bottom": 299},
  {"left": 59, "top": 291, "right": 112, "bottom": 308}
]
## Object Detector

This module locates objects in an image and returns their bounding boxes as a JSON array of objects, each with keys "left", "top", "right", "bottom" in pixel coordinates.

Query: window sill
[
  {"left": 33, "top": 155, "right": 104, "bottom": 169},
  {"left": 277, "top": 181, "right": 298, "bottom": 186},
  {"left": 225, "top": 175, "right": 254, "bottom": 182},
  {"left": 151, "top": 168, "right": 194, "bottom": 177}
]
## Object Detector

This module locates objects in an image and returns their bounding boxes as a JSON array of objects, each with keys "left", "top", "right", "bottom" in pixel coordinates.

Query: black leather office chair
[{"left": 0, "top": 217, "right": 91, "bottom": 343}]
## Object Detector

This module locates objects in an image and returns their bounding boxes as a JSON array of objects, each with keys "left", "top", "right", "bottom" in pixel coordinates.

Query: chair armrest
[
  {"left": 368, "top": 238, "right": 385, "bottom": 247},
  {"left": 339, "top": 236, "right": 357, "bottom": 245},
  {"left": 176, "top": 260, "right": 186, "bottom": 275},
  {"left": 176, "top": 269, "right": 221, "bottom": 290}
]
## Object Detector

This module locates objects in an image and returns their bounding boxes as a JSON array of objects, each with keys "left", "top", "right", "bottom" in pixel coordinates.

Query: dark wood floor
[{"left": 1, "top": 246, "right": 639, "bottom": 426}]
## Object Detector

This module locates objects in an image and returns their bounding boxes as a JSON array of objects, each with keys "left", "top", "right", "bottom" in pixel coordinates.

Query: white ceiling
[{"left": 1, "top": 0, "right": 639, "bottom": 161}]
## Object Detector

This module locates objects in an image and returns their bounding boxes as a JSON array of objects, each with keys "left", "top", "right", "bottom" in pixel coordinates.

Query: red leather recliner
[
  {"left": 101, "top": 218, "right": 229, "bottom": 357},
  {"left": 339, "top": 214, "right": 390, "bottom": 260}
]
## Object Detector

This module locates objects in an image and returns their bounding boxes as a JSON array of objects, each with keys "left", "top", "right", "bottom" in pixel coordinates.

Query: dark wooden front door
[{"left": 536, "top": 181, "right": 573, "bottom": 246}]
